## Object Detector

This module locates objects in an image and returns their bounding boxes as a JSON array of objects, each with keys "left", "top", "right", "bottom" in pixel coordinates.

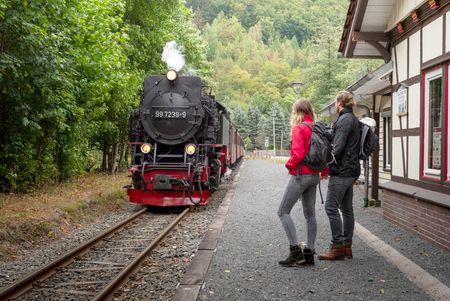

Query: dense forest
[
  {"left": 0, "top": 0, "right": 382, "bottom": 192},
  {"left": 0, "top": 0, "right": 208, "bottom": 192},
  {"left": 187, "top": 0, "right": 383, "bottom": 151}
]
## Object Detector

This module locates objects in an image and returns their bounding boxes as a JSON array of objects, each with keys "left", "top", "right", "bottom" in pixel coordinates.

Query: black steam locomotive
[{"left": 127, "top": 70, "right": 244, "bottom": 206}]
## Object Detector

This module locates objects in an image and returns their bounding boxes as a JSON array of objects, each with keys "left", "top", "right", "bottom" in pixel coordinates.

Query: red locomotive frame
[{"left": 127, "top": 135, "right": 243, "bottom": 206}]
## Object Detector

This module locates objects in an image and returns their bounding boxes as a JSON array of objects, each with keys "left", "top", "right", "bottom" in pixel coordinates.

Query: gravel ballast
[{"left": 0, "top": 162, "right": 242, "bottom": 300}]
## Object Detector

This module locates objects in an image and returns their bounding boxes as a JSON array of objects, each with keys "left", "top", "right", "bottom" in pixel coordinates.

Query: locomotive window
[{"left": 154, "top": 110, "right": 187, "bottom": 118}]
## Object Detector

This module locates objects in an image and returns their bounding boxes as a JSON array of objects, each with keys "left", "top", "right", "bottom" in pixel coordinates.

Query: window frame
[
  {"left": 421, "top": 67, "right": 443, "bottom": 180},
  {"left": 446, "top": 64, "right": 450, "bottom": 182},
  {"left": 383, "top": 114, "right": 392, "bottom": 171}
]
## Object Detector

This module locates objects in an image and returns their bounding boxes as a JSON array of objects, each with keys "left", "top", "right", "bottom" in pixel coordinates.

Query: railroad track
[{"left": 0, "top": 207, "right": 190, "bottom": 300}]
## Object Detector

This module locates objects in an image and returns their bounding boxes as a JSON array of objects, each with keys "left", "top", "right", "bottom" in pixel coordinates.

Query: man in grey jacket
[{"left": 319, "top": 90, "right": 361, "bottom": 260}]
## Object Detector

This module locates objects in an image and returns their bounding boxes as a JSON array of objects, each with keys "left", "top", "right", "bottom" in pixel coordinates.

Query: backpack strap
[
  {"left": 297, "top": 122, "right": 312, "bottom": 176},
  {"left": 360, "top": 124, "right": 369, "bottom": 159},
  {"left": 300, "top": 122, "right": 313, "bottom": 129}
]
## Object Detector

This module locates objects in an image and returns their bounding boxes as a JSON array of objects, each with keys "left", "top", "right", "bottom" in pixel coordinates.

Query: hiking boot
[
  {"left": 318, "top": 243, "right": 345, "bottom": 260},
  {"left": 298, "top": 248, "right": 315, "bottom": 265},
  {"left": 279, "top": 245, "right": 305, "bottom": 266},
  {"left": 343, "top": 243, "right": 353, "bottom": 259}
]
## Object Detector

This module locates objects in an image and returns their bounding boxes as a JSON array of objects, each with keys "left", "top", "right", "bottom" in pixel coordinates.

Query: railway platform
[{"left": 174, "top": 159, "right": 450, "bottom": 301}]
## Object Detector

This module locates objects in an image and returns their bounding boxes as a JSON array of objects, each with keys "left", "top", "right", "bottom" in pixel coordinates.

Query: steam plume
[{"left": 161, "top": 41, "right": 185, "bottom": 72}]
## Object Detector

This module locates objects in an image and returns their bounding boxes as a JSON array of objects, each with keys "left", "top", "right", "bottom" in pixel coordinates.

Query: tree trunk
[
  {"left": 118, "top": 141, "right": 128, "bottom": 171},
  {"left": 102, "top": 143, "right": 108, "bottom": 171},
  {"left": 109, "top": 142, "right": 118, "bottom": 174}
]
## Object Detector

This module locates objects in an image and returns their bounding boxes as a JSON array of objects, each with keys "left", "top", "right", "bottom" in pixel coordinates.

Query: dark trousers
[{"left": 324, "top": 176, "right": 357, "bottom": 244}]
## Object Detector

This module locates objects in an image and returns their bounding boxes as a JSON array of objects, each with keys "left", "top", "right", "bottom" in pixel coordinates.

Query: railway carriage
[{"left": 127, "top": 70, "right": 243, "bottom": 206}]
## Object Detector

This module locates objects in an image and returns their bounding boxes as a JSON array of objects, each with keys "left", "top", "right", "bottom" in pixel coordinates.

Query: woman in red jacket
[{"left": 278, "top": 98, "right": 320, "bottom": 266}]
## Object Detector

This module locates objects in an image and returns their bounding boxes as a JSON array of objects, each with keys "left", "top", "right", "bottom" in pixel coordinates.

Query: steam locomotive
[{"left": 127, "top": 70, "right": 244, "bottom": 206}]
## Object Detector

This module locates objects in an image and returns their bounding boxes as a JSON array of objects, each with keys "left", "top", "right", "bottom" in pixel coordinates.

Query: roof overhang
[
  {"left": 339, "top": 0, "right": 395, "bottom": 62},
  {"left": 319, "top": 61, "right": 392, "bottom": 116}
]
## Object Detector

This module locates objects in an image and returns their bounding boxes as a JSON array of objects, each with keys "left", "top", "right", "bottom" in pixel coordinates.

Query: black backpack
[
  {"left": 301, "top": 122, "right": 334, "bottom": 171},
  {"left": 359, "top": 121, "right": 378, "bottom": 160}
]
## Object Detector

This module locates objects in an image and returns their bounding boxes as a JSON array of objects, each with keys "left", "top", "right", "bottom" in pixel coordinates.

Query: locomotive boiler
[{"left": 127, "top": 70, "right": 244, "bottom": 206}]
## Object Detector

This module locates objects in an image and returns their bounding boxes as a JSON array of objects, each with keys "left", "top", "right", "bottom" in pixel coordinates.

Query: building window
[
  {"left": 423, "top": 68, "right": 442, "bottom": 178},
  {"left": 383, "top": 114, "right": 391, "bottom": 170}
]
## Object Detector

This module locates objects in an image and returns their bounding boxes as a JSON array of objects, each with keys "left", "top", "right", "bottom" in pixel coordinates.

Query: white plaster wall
[
  {"left": 408, "top": 136, "right": 420, "bottom": 180},
  {"left": 446, "top": 12, "right": 450, "bottom": 53},
  {"left": 392, "top": 137, "right": 405, "bottom": 177},
  {"left": 396, "top": 39, "right": 408, "bottom": 82},
  {"left": 422, "top": 16, "right": 443, "bottom": 63},
  {"left": 409, "top": 31, "right": 421, "bottom": 77},
  {"left": 392, "top": 98, "right": 399, "bottom": 130},
  {"left": 408, "top": 83, "right": 421, "bottom": 128},
  {"left": 392, "top": 47, "right": 398, "bottom": 85}
]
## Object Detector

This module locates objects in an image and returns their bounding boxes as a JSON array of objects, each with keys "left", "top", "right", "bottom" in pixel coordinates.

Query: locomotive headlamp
[
  {"left": 185, "top": 143, "right": 197, "bottom": 155},
  {"left": 166, "top": 70, "right": 177, "bottom": 81},
  {"left": 140, "top": 143, "right": 152, "bottom": 154}
]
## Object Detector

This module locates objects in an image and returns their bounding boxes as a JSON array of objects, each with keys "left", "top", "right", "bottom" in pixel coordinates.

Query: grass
[
  {"left": 0, "top": 172, "right": 130, "bottom": 261},
  {"left": 59, "top": 190, "right": 126, "bottom": 220}
]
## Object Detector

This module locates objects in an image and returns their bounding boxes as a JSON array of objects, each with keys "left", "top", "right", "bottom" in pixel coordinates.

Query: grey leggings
[{"left": 277, "top": 174, "right": 320, "bottom": 249}]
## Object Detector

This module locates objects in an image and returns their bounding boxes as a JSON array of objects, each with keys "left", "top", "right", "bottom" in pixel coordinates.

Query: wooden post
[{"left": 372, "top": 110, "right": 380, "bottom": 205}]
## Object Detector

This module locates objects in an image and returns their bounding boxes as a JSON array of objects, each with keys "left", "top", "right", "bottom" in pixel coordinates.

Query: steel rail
[
  {"left": 93, "top": 207, "right": 190, "bottom": 301},
  {"left": 0, "top": 208, "right": 148, "bottom": 300}
]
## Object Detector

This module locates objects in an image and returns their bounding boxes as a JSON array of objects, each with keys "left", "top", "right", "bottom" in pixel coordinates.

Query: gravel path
[{"left": 199, "top": 159, "right": 450, "bottom": 301}]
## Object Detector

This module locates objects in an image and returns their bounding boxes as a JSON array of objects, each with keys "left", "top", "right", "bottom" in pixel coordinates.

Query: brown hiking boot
[
  {"left": 318, "top": 243, "right": 345, "bottom": 260},
  {"left": 343, "top": 243, "right": 353, "bottom": 259}
]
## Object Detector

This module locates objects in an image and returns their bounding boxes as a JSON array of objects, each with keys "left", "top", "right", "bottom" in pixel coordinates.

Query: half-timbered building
[{"left": 336, "top": 0, "right": 450, "bottom": 252}]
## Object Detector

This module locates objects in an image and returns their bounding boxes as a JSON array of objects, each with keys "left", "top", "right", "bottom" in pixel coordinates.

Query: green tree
[
  {"left": 0, "top": 0, "right": 209, "bottom": 192},
  {"left": 255, "top": 116, "right": 268, "bottom": 150},
  {"left": 0, "top": 0, "right": 129, "bottom": 190},
  {"left": 192, "top": 0, "right": 383, "bottom": 113},
  {"left": 300, "top": 25, "right": 382, "bottom": 107},
  {"left": 244, "top": 136, "right": 253, "bottom": 150},
  {"left": 246, "top": 106, "right": 262, "bottom": 149},
  {"left": 231, "top": 106, "right": 248, "bottom": 138},
  {"left": 267, "top": 103, "right": 290, "bottom": 153}
]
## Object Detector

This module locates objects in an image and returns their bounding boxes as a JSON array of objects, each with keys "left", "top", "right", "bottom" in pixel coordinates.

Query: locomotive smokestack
[{"left": 161, "top": 41, "right": 185, "bottom": 72}]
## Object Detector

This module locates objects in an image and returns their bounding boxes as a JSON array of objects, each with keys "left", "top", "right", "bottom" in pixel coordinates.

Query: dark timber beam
[
  {"left": 345, "top": 0, "right": 369, "bottom": 57},
  {"left": 366, "top": 40, "right": 391, "bottom": 62},
  {"left": 371, "top": 108, "right": 380, "bottom": 205}
]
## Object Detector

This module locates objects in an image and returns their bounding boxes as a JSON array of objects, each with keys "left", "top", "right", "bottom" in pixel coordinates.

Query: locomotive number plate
[{"left": 154, "top": 110, "right": 187, "bottom": 118}]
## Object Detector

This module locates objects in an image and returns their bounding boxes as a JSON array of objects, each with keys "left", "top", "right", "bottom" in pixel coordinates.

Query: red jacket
[{"left": 285, "top": 114, "right": 318, "bottom": 176}]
